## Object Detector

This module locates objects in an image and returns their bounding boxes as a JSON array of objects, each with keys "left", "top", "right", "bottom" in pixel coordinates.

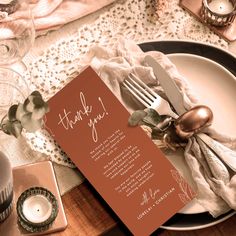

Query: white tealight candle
[
  {"left": 22, "top": 195, "right": 53, "bottom": 224},
  {"left": 17, "top": 187, "right": 58, "bottom": 232},
  {"left": 208, "top": 0, "right": 234, "bottom": 14}
]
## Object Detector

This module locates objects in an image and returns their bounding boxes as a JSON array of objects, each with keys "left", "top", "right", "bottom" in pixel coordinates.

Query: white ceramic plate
[{"left": 165, "top": 53, "right": 236, "bottom": 215}]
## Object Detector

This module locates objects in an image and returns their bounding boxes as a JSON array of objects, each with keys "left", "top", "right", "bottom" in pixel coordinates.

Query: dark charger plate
[
  {"left": 139, "top": 40, "right": 236, "bottom": 77},
  {"left": 139, "top": 40, "right": 236, "bottom": 231}
]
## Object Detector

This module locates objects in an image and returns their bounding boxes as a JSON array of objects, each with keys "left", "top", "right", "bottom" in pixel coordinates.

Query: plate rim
[
  {"left": 161, "top": 211, "right": 236, "bottom": 231},
  {"left": 138, "top": 39, "right": 236, "bottom": 59},
  {"left": 168, "top": 52, "right": 236, "bottom": 81}
]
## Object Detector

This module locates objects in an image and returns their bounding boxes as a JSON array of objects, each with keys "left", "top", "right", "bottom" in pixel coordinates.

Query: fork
[{"left": 123, "top": 73, "right": 178, "bottom": 119}]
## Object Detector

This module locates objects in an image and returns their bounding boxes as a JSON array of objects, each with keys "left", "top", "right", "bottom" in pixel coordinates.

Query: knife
[
  {"left": 144, "top": 55, "right": 186, "bottom": 115},
  {"left": 144, "top": 54, "right": 236, "bottom": 172}
]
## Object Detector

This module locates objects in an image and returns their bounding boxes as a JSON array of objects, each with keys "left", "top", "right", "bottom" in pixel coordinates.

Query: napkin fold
[
  {"left": 12, "top": 0, "right": 115, "bottom": 34},
  {"left": 79, "top": 38, "right": 236, "bottom": 217}
]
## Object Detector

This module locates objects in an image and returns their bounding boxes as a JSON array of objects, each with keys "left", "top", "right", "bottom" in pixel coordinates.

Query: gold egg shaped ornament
[{"left": 175, "top": 105, "right": 213, "bottom": 139}]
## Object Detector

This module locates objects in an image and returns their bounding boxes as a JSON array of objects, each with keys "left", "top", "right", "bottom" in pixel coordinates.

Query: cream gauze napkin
[
  {"left": 12, "top": 0, "right": 115, "bottom": 34},
  {"left": 78, "top": 38, "right": 236, "bottom": 217}
]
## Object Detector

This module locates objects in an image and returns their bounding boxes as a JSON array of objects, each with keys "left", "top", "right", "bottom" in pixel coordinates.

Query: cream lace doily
[{"left": 22, "top": 0, "right": 228, "bottom": 168}]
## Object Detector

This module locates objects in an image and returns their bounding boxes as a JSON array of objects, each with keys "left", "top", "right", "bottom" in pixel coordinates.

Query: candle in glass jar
[
  {"left": 0, "top": 151, "right": 13, "bottom": 222},
  {"left": 17, "top": 187, "right": 58, "bottom": 232},
  {"left": 22, "top": 195, "right": 53, "bottom": 224},
  {"left": 208, "top": 0, "right": 234, "bottom": 14}
]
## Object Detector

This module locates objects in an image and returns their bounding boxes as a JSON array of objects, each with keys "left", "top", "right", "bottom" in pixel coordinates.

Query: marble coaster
[
  {"left": 180, "top": 0, "right": 236, "bottom": 42},
  {"left": 0, "top": 161, "right": 67, "bottom": 236}
]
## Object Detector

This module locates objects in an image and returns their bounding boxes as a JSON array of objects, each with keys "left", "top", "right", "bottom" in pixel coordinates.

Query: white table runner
[{"left": 7, "top": 0, "right": 233, "bottom": 195}]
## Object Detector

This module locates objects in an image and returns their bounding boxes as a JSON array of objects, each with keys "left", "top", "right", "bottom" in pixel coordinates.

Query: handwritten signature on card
[{"left": 140, "top": 188, "right": 160, "bottom": 206}]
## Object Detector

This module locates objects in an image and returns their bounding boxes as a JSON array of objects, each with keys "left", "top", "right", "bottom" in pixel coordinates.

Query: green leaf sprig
[
  {"left": 0, "top": 91, "right": 49, "bottom": 138},
  {"left": 128, "top": 108, "right": 187, "bottom": 150}
]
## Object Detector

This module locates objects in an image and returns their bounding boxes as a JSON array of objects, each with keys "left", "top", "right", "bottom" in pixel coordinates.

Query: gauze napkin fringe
[
  {"left": 78, "top": 37, "right": 236, "bottom": 217},
  {"left": 184, "top": 138, "right": 231, "bottom": 216}
]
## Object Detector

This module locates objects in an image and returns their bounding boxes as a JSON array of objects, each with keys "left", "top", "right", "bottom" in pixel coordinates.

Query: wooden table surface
[{"left": 57, "top": 180, "right": 236, "bottom": 236}]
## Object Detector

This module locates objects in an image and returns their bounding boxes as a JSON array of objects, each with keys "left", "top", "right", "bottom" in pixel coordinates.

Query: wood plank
[
  {"left": 59, "top": 181, "right": 236, "bottom": 236},
  {"left": 58, "top": 181, "right": 117, "bottom": 236}
]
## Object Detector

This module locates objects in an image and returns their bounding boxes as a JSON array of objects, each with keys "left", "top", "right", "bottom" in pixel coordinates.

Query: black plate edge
[{"left": 139, "top": 40, "right": 236, "bottom": 77}]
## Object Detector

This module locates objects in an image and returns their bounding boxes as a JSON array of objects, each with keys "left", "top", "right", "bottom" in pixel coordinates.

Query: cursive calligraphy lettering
[
  {"left": 57, "top": 92, "right": 108, "bottom": 142},
  {"left": 88, "top": 97, "right": 108, "bottom": 142},
  {"left": 140, "top": 188, "right": 160, "bottom": 206},
  {"left": 58, "top": 92, "right": 92, "bottom": 129}
]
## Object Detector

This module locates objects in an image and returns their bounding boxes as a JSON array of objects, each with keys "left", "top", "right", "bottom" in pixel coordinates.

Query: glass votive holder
[
  {"left": 16, "top": 187, "right": 58, "bottom": 233},
  {"left": 201, "top": 0, "right": 236, "bottom": 27}
]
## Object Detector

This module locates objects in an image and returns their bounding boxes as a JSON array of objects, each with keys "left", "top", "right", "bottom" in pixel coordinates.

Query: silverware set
[
  {"left": 122, "top": 55, "right": 236, "bottom": 172},
  {"left": 123, "top": 73, "right": 178, "bottom": 118}
]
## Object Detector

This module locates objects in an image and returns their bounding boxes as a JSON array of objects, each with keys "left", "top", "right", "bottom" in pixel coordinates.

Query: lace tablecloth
[{"left": 9, "top": 0, "right": 235, "bottom": 195}]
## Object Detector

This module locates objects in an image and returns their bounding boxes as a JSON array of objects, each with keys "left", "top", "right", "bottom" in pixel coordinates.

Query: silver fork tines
[
  {"left": 123, "top": 73, "right": 178, "bottom": 118},
  {"left": 123, "top": 73, "right": 161, "bottom": 108}
]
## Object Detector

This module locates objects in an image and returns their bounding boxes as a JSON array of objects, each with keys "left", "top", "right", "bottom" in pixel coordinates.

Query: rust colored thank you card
[{"left": 45, "top": 66, "right": 195, "bottom": 236}]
